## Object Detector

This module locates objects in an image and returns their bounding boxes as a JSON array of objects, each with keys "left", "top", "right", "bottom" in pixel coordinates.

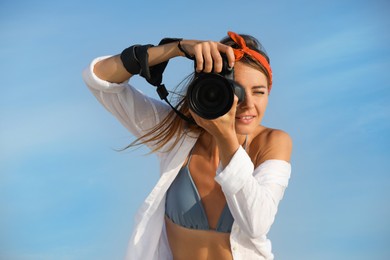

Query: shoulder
[
  {"left": 263, "top": 128, "right": 292, "bottom": 150},
  {"left": 249, "top": 127, "right": 292, "bottom": 166}
]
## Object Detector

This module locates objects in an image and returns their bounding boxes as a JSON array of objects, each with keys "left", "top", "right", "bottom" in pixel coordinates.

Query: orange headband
[{"left": 228, "top": 31, "right": 273, "bottom": 92}]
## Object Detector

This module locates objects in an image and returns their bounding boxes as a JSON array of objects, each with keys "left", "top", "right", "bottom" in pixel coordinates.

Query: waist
[{"left": 165, "top": 216, "right": 233, "bottom": 260}]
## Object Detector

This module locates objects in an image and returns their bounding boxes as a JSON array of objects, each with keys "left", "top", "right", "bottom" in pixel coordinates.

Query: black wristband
[
  {"left": 158, "top": 37, "right": 182, "bottom": 46},
  {"left": 178, "top": 41, "right": 194, "bottom": 59},
  {"left": 120, "top": 45, "right": 142, "bottom": 74},
  {"left": 120, "top": 38, "right": 187, "bottom": 86}
]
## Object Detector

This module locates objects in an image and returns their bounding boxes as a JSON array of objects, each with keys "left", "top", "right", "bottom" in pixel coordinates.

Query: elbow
[
  {"left": 246, "top": 229, "right": 264, "bottom": 239},
  {"left": 247, "top": 218, "right": 275, "bottom": 239},
  {"left": 243, "top": 204, "right": 278, "bottom": 239}
]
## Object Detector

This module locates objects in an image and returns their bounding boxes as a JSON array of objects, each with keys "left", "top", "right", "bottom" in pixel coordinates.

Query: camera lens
[
  {"left": 187, "top": 74, "right": 234, "bottom": 119},
  {"left": 197, "top": 80, "right": 228, "bottom": 107}
]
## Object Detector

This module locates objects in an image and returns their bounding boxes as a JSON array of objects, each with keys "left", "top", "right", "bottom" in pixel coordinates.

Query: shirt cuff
[{"left": 215, "top": 146, "right": 254, "bottom": 195}]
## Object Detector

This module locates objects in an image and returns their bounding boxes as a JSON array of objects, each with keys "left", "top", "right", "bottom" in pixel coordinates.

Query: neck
[
  {"left": 198, "top": 132, "right": 219, "bottom": 157},
  {"left": 198, "top": 132, "right": 248, "bottom": 158}
]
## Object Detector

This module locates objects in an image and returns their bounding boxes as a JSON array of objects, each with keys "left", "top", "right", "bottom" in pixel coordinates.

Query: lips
[
  {"left": 235, "top": 115, "right": 256, "bottom": 124},
  {"left": 236, "top": 116, "right": 255, "bottom": 119}
]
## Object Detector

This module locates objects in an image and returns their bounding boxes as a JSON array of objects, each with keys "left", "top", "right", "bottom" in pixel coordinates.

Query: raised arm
[
  {"left": 92, "top": 41, "right": 185, "bottom": 83},
  {"left": 92, "top": 38, "right": 236, "bottom": 84}
]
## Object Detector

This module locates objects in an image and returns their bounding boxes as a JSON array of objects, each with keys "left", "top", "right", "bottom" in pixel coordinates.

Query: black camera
[{"left": 187, "top": 56, "right": 245, "bottom": 119}]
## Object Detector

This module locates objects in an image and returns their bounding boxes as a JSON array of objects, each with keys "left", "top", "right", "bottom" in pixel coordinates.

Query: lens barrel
[{"left": 187, "top": 72, "right": 245, "bottom": 119}]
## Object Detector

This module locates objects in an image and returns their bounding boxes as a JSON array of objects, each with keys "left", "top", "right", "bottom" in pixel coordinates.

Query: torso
[
  {"left": 187, "top": 143, "right": 227, "bottom": 230},
  {"left": 165, "top": 131, "right": 234, "bottom": 259},
  {"left": 165, "top": 125, "right": 283, "bottom": 259},
  {"left": 165, "top": 216, "right": 233, "bottom": 260}
]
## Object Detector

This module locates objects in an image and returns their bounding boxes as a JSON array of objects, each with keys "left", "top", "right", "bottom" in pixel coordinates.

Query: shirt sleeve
[
  {"left": 82, "top": 56, "right": 171, "bottom": 141},
  {"left": 215, "top": 146, "right": 291, "bottom": 238}
]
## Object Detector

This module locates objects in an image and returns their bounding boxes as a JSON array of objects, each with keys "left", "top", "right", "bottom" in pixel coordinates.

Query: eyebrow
[{"left": 252, "top": 86, "right": 267, "bottom": 90}]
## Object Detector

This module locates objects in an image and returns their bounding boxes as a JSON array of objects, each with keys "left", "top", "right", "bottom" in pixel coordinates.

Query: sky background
[{"left": 1, "top": 0, "right": 389, "bottom": 259}]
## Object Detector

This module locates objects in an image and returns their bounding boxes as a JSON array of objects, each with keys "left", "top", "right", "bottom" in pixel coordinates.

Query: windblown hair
[{"left": 126, "top": 33, "right": 271, "bottom": 153}]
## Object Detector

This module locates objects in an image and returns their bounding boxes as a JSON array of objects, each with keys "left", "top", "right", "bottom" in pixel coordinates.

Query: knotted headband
[{"left": 228, "top": 31, "right": 273, "bottom": 92}]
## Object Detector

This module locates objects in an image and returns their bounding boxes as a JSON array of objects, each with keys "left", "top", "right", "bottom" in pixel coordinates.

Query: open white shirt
[{"left": 82, "top": 56, "right": 291, "bottom": 260}]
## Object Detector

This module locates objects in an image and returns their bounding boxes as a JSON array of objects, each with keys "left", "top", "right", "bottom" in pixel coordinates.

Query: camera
[{"left": 187, "top": 56, "right": 245, "bottom": 119}]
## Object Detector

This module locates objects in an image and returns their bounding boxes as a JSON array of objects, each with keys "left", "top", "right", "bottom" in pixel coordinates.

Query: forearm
[
  {"left": 226, "top": 178, "right": 285, "bottom": 237},
  {"left": 215, "top": 148, "right": 291, "bottom": 238},
  {"left": 93, "top": 41, "right": 184, "bottom": 83},
  {"left": 216, "top": 133, "right": 240, "bottom": 168}
]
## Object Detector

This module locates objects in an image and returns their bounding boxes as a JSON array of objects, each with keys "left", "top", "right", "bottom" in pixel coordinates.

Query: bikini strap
[
  {"left": 243, "top": 135, "right": 248, "bottom": 151},
  {"left": 185, "top": 146, "right": 195, "bottom": 167}
]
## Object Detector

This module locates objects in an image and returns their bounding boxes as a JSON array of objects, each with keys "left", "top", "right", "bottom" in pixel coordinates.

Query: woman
[{"left": 82, "top": 31, "right": 292, "bottom": 260}]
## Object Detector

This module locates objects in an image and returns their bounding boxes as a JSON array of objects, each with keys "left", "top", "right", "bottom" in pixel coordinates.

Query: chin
[{"left": 235, "top": 125, "right": 255, "bottom": 135}]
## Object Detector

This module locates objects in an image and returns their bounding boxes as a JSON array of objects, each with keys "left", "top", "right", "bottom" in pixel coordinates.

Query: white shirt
[{"left": 82, "top": 56, "right": 292, "bottom": 260}]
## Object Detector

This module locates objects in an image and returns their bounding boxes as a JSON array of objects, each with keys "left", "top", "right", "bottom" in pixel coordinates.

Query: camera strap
[
  {"left": 156, "top": 83, "right": 195, "bottom": 124},
  {"left": 136, "top": 38, "right": 195, "bottom": 125}
]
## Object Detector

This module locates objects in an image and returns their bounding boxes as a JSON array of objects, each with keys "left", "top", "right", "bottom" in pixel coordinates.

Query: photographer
[{"left": 82, "top": 31, "right": 292, "bottom": 260}]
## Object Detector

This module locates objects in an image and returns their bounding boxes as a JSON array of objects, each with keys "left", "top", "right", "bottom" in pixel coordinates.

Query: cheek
[
  {"left": 257, "top": 97, "right": 268, "bottom": 108},
  {"left": 263, "top": 99, "right": 268, "bottom": 109},
  {"left": 256, "top": 101, "right": 268, "bottom": 117}
]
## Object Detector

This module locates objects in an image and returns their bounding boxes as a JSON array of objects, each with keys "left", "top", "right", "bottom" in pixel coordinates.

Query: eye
[
  {"left": 252, "top": 86, "right": 266, "bottom": 95},
  {"left": 253, "top": 91, "right": 265, "bottom": 95}
]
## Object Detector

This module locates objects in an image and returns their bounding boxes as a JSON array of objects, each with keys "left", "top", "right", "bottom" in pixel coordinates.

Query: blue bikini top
[{"left": 165, "top": 150, "right": 234, "bottom": 233}]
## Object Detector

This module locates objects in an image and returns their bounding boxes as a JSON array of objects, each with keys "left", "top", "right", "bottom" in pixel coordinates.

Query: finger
[
  {"left": 202, "top": 42, "right": 213, "bottom": 73},
  {"left": 211, "top": 43, "right": 223, "bottom": 73},
  {"left": 233, "top": 95, "right": 239, "bottom": 106},
  {"left": 229, "top": 95, "right": 239, "bottom": 115},
  {"left": 189, "top": 109, "right": 206, "bottom": 128},
  {"left": 218, "top": 44, "right": 235, "bottom": 68},
  {"left": 193, "top": 44, "right": 204, "bottom": 72}
]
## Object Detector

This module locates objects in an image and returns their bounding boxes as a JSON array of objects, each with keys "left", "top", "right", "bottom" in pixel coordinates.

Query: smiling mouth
[
  {"left": 236, "top": 115, "right": 255, "bottom": 120},
  {"left": 235, "top": 115, "right": 256, "bottom": 124}
]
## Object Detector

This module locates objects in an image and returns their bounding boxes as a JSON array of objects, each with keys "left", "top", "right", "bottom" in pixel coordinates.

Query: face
[{"left": 233, "top": 62, "right": 269, "bottom": 135}]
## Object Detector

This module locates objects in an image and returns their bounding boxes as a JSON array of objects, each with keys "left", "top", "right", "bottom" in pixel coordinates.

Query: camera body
[{"left": 187, "top": 57, "right": 245, "bottom": 119}]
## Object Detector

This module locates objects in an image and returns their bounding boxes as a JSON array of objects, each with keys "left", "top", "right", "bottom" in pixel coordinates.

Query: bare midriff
[{"left": 165, "top": 216, "right": 233, "bottom": 260}]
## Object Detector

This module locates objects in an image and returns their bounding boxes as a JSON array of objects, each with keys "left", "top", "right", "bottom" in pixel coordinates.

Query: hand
[
  {"left": 179, "top": 40, "right": 235, "bottom": 73},
  {"left": 190, "top": 95, "right": 239, "bottom": 142},
  {"left": 190, "top": 95, "right": 241, "bottom": 167}
]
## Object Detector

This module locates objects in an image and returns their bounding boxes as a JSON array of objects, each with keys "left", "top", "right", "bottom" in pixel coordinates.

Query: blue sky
[{"left": 1, "top": 0, "right": 389, "bottom": 259}]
